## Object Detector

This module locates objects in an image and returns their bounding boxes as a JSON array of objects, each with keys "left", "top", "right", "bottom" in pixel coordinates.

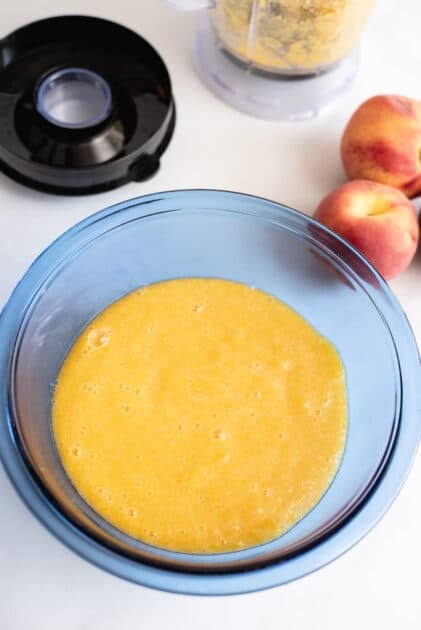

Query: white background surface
[{"left": 1, "top": 0, "right": 421, "bottom": 627}]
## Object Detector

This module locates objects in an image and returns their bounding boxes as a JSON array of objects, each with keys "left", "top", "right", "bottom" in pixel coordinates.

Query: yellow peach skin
[
  {"left": 341, "top": 95, "right": 421, "bottom": 198},
  {"left": 314, "top": 180, "right": 419, "bottom": 280}
]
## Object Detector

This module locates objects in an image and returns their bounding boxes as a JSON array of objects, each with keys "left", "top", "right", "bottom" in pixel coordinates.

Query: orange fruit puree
[{"left": 53, "top": 278, "right": 347, "bottom": 553}]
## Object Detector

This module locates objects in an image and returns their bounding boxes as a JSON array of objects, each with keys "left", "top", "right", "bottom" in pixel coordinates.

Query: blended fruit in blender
[
  {"left": 53, "top": 278, "right": 347, "bottom": 553},
  {"left": 212, "top": 0, "right": 375, "bottom": 73}
]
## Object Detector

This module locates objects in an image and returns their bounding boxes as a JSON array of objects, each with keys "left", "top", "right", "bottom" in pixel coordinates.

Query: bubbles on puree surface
[
  {"left": 212, "top": 429, "right": 227, "bottom": 440},
  {"left": 191, "top": 303, "right": 206, "bottom": 313},
  {"left": 87, "top": 327, "right": 111, "bottom": 348},
  {"left": 81, "top": 381, "right": 99, "bottom": 395}
]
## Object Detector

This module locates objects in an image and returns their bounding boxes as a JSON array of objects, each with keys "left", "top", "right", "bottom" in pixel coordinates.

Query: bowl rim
[{"left": 0, "top": 189, "right": 420, "bottom": 596}]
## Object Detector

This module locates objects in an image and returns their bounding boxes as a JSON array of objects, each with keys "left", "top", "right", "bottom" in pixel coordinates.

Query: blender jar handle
[{"left": 162, "top": 0, "right": 214, "bottom": 10}]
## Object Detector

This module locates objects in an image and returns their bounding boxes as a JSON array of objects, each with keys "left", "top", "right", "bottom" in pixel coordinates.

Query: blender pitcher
[{"left": 165, "top": 0, "right": 376, "bottom": 120}]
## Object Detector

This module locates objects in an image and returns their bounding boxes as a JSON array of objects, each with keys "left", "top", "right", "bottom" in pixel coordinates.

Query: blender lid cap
[{"left": 0, "top": 15, "right": 175, "bottom": 195}]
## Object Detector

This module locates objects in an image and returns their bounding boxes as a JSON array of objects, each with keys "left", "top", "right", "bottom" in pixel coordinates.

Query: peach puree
[
  {"left": 212, "top": 0, "right": 375, "bottom": 73},
  {"left": 53, "top": 278, "right": 347, "bottom": 553}
]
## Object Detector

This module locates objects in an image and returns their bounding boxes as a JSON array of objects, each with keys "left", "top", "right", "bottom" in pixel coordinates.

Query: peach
[
  {"left": 341, "top": 95, "right": 421, "bottom": 198},
  {"left": 313, "top": 180, "right": 419, "bottom": 280}
]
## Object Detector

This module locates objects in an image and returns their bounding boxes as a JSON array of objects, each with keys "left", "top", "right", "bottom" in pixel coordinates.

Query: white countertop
[{"left": 1, "top": 0, "right": 420, "bottom": 627}]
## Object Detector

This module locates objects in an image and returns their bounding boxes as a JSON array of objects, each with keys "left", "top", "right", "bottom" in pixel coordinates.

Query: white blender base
[{"left": 195, "top": 17, "right": 359, "bottom": 121}]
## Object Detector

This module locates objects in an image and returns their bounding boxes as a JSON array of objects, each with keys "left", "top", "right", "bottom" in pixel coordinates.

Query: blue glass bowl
[{"left": 0, "top": 190, "right": 420, "bottom": 595}]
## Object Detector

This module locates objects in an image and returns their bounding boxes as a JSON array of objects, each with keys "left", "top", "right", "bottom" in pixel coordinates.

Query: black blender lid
[{"left": 0, "top": 15, "right": 175, "bottom": 195}]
